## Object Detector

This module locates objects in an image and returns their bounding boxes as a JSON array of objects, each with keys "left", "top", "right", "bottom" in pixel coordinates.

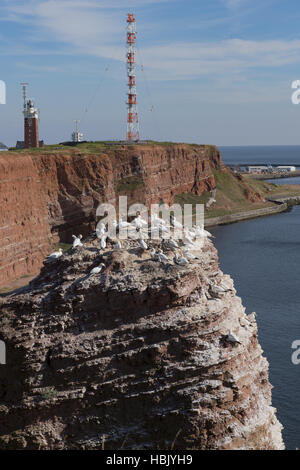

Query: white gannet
[
  {"left": 139, "top": 238, "right": 148, "bottom": 250},
  {"left": 170, "top": 215, "right": 183, "bottom": 230},
  {"left": 157, "top": 249, "right": 169, "bottom": 263},
  {"left": 151, "top": 214, "right": 167, "bottom": 226},
  {"left": 211, "top": 284, "right": 226, "bottom": 294},
  {"left": 174, "top": 254, "right": 189, "bottom": 266},
  {"left": 183, "top": 231, "right": 194, "bottom": 245},
  {"left": 183, "top": 249, "right": 198, "bottom": 261},
  {"left": 226, "top": 331, "right": 241, "bottom": 345},
  {"left": 72, "top": 234, "right": 83, "bottom": 248},
  {"left": 151, "top": 224, "right": 170, "bottom": 236},
  {"left": 168, "top": 238, "right": 179, "bottom": 249},
  {"left": 194, "top": 226, "right": 213, "bottom": 238},
  {"left": 100, "top": 237, "right": 106, "bottom": 250},
  {"left": 219, "top": 281, "right": 232, "bottom": 292},
  {"left": 150, "top": 248, "right": 157, "bottom": 259},
  {"left": 45, "top": 248, "right": 63, "bottom": 262},
  {"left": 90, "top": 263, "right": 105, "bottom": 275},
  {"left": 133, "top": 215, "right": 148, "bottom": 229},
  {"left": 118, "top": 219, "right": 131, "bottom": 230},
  {"left": 96, "top": 223, "right": 107, "bottom": 239},
  {"left": 114, "top": 240, "right": 122, "bottom": 250}
]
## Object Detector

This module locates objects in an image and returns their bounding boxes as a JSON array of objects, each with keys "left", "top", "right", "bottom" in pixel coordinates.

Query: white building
[
  {"left": 246, "top": 166, "right": 269, "bottom": 173},
  {"left": 72, "top": 131, "right": 84, "bottom": 143},
  {"left": 277, "top": 166, "right": 296, "bottom": 172}
]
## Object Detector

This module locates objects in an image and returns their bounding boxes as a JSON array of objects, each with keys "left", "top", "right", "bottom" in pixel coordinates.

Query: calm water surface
[
  {"left": 220, "top": 145, "right": 300, "bottom": 166},
  {"left": 211, "top": 206, "right": 300, "bottom": 449},
  {"left": 265, "top": 176, "right": 300, "bottom": 185}
]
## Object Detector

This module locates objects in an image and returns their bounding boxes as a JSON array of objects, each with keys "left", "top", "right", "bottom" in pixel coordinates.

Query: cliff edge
[
  {"left": 0, "top": 234, "right": 284, "bottom": 450},
  {"left": 0, "top": 144, "right": 221, "bottom": 287}
]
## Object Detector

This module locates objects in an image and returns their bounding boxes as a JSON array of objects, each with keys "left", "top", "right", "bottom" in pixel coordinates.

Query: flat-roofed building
[{"left": 277, "top": 166, "right": 296, "bottom": 172}]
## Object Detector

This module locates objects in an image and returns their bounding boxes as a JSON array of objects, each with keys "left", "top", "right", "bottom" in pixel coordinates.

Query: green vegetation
[
  {"left": 175, "top": 191, "right": 210, "bottom": 207},
  {"left": 116, "top": 176, "right": 144, "bottom": 193},
  {"left": 8, "top": 140, "right": 209, "bottom": 155},
  {"left": 175, "top": 168, "right": 300, "bottom": 221},
  {"left": 39, "top": 387, "right": 58, "bottom": 400},
  {"left": 53, "top": 242, "right": 72, "bottom": 252},
  {"left": 244, "top": 175, "right": 300, "bottom": 197}
]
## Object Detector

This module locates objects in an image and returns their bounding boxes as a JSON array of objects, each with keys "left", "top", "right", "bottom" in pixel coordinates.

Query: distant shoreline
[{"left": 205, "top": 202, "right": 288, "bottom": 227}]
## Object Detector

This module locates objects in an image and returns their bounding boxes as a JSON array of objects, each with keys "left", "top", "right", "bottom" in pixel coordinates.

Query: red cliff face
[{"left": 0, "top": 144, "right": 222, "bottom": 287}]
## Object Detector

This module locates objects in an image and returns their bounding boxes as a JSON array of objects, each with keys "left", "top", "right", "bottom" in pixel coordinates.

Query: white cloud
[
  {"left": 2, "top": 0, "right": 300, "bottom": 83},
  {"left": 223, "top": 0, "right": 245, "bottom": 8}
]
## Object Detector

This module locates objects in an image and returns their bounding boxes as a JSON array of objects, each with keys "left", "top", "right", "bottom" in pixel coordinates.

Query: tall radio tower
[{"left": 126, "top": 13, "right": 140, "bottom": 142}]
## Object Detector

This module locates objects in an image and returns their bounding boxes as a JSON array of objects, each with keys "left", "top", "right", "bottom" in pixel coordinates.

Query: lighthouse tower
[{"left": 21, "top": 83, "right": 39, "bottom": 149}]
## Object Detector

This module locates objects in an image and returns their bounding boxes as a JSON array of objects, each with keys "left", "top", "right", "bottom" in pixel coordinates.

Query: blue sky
[{"left": 1, "top": 0, "right": 300, "bottom": 146}]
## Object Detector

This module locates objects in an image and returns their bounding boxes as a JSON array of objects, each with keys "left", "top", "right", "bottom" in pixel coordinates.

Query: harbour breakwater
[{"left": 205, "top": 203, "right": 288, "bottom": 228}]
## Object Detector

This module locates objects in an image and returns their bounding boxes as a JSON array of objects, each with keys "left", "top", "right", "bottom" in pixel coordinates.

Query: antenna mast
[
  {"left": 126, "top": 13, "right": 140, "bottom": 142},
  {"left": 21, "top": 82, "right": 28, "bottom": 113}
]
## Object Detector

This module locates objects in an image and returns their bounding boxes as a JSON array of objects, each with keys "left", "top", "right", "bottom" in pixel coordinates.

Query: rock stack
[{"left": 0, "top": 235, "right": 284, "bottom": 450}]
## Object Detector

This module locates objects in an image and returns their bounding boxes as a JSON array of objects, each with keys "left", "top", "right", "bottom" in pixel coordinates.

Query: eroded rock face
[
  {"left": 0, "top": 237, "right": 284, "bottom": 450},
  {"left": 0, "top": 144, "right": 221, "bottom": 287}
]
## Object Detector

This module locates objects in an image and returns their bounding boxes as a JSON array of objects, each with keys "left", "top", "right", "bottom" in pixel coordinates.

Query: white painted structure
[
  {"left": 246, "top": 166, "right": 269, "bottom": 173},
  {"left": 72, "top": 120, "right": 83, "bottom": 142},
  {"left": 277, "top": 166, "right": 296, "bottom": 172}
]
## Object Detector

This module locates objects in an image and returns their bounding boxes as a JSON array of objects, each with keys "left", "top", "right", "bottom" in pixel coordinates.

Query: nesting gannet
[
  {"left": 150, "top": 248, "right": 160, "bottom": 261},
  {"left": 219, "top": 281, "right": 232, "bottom": 292},
  {"left": 151, "top": 224, "right": 170, "bottom": 236},
  {"left": 157, "top": 249, "right": 169, "bottom": 263},
  {"left": 170, "top": 215, "right": 183, "bottom": 230},
  {"left": 96, "top": 223, "right": 107, "bottom": 239},
  {"left": 212, "top": 284, "right": 226, "bottom": 294},
  {"left": 184, "top": 249, "right": 198, "bottom": 260},
  {"left": 100, "top": 237, "right": 106, "bottom": 250},
  {"left": 45, "top": 248, "right": 63, "bottom": 262},
  {"left": 168, "top": 238, "right": 179, "bottom": 249},
  {"left": 183, "top": 231, "right": 194, "bottom": 245},
  {"left": 151, "top": 214, "right": 166, "bottom": 226},
  {"left": 118, "top": 219, "right": 131, "bottom": 230},
  {"left": 133, "top": 215, "right": 148, "bottom": 229},
  {"left": 194, "top": 226, "right": 213, "bottom": 238},
  {"left": 72, "top": 234, "right": 83, "bottom": 248},
  {"left": 226, "top": 331, "right": 241, "bottom": 345},
  {"left": 174, "top": 254, "right": 189, "bottom": 266},
  {"left": 139, "top": 238, "right": 148, "bottom": 250},
  {"left": 90, "top": 263, "right": 105, "bottom": 275}
]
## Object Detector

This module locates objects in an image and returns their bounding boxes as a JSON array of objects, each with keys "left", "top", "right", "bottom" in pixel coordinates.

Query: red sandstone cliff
[{"left": 0, "top": 144, "right": 222, "bottom": 287}]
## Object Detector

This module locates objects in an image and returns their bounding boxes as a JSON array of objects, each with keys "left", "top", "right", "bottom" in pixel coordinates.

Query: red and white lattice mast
[{"left": 126, "top": 13, "right": 140, "bottom": 142}]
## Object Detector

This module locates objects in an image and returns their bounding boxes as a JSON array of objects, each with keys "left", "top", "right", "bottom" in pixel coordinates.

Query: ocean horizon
[{"left": 219, "top": 145, "right": 300, "bottom": 167}]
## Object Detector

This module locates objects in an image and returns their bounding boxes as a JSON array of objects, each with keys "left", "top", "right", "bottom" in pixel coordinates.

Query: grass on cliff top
[
  {"left": 174, "top": 169, "right": 296, "bottom": 219},
  {"left": 244, "top": 175, "right": 300, "bottom": 198},
  {"left": 8, "top": 140, "right": 211, "bottom": 155}
]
